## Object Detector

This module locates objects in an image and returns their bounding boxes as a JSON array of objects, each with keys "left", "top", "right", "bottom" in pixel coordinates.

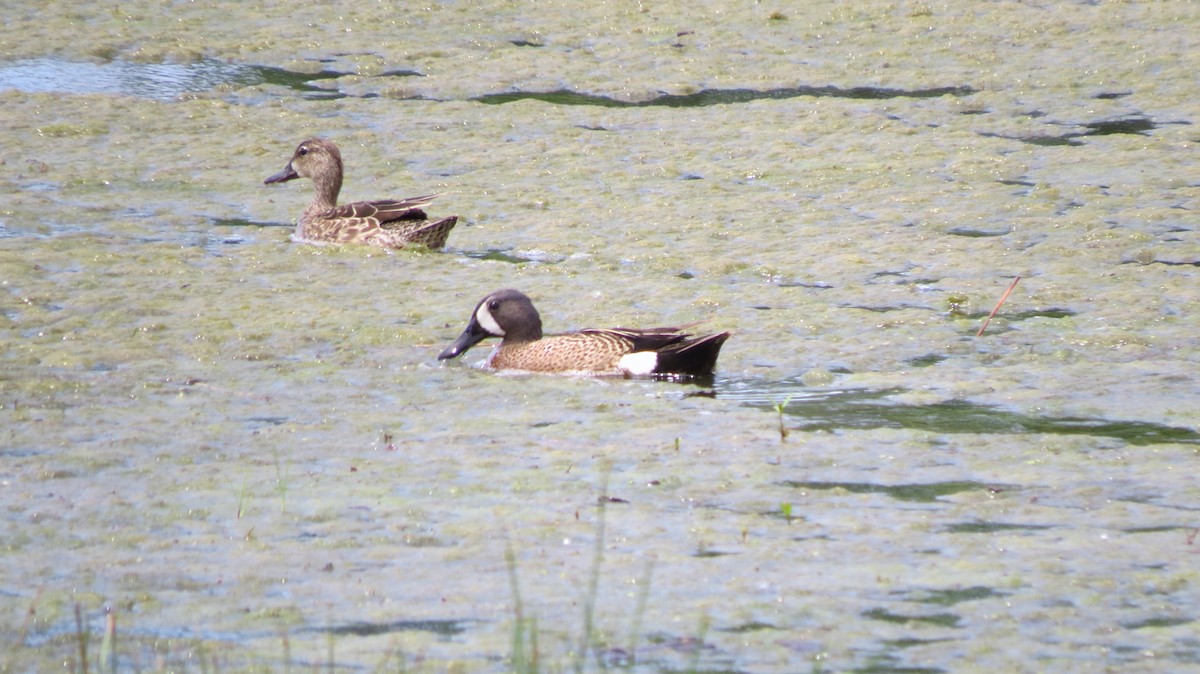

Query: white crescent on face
[{"left": 475, "top": 302, "right": 505, "bottom": 336}]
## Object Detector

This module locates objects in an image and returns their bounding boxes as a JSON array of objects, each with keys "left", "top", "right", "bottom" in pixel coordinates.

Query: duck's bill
[
  {"left": 438, "top": 322, "right": 489, "bottom": 360},
  {"left": 264, "top": 163, "right": 298, "bottom": 185}
]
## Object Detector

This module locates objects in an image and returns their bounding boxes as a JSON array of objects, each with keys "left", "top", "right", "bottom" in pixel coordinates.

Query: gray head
[{"left": 438, "top": 289, "right": 543, "bottom": 360}]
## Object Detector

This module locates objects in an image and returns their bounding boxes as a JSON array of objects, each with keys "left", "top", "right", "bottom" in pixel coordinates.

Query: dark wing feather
[
  {"left": 654, "top": 331, "right": 731, "bottom": 376},
  {"left": 579, "top": 327, "right": 691, "bottom": 352}
]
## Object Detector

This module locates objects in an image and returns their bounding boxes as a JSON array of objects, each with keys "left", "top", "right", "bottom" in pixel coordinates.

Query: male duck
[
  {"left": 438, "top": 289, "right": 731, "bottom": 378},
  {"left": 264, "top": 137, "right": 458, "bottom": 249}
]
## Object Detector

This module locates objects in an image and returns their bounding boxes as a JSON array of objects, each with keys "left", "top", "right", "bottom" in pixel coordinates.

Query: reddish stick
[{"left": 977, "top": 276, "right": 1021, "bottom": 336}]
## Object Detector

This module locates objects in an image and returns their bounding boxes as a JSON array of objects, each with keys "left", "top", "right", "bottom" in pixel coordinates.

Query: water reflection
[
  {"left": 0, "top": 58, "right": 350, "bottom": 100},
  {"left": 0, "top": 58, "right": 248, "bottom": 100}
]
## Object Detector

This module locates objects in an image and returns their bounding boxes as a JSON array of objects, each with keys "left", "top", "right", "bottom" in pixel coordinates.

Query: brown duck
[
  {"left": 264, "top": 137, "right": 457, "bottom": 249},
  {"left": 438, "top": 289, "right": 731, "bottom": 378}
]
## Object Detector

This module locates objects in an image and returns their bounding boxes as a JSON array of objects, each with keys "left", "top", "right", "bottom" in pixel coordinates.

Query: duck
[
  {"left": 438, "top": 289, "right": 731, "bottom": 378},
  {"left": 263, "top": 137, "right": 458, "bottom": 249}
]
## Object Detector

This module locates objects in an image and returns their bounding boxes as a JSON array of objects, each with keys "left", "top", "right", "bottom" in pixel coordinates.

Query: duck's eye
[
  {"left": 298, "top": 147, "right": 309, "bottom": 156},
  {"left": 488, "top": 300, "right": 500, "bottom": 311}
]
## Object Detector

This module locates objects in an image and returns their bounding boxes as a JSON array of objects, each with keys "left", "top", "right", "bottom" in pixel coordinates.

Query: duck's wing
[
  {"left": 654, "top": 331, "right": 731, "bottom": 376},
  {"left": 321, "top": 194, "right": 439, "bottom": 223},
  {"left": 578, "top": 326, "right": 691, "bottom": 352},
  {"left": 580, "top": 327, "right": 730, "bottom": 376}
]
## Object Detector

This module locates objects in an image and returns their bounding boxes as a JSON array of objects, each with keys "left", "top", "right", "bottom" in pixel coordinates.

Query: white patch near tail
[
  {"left": 474, "top": 303, "right": 505, "bottom": 336},
  {"left": 618, "top": 351, "right": 659, "bottom": 376}
]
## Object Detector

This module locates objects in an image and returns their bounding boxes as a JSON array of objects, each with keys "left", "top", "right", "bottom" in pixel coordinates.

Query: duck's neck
[
  {"left": 505, "top": 317, "right": 543, "bottom": 343},
  {"left": 305, "top": 173, "right": 342, "bottom": 217}
]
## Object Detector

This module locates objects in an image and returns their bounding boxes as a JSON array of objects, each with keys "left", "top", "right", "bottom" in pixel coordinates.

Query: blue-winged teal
[
  {"left": 264, "top": 137, "right": 458, "bottom": 249},
  {"left": 438, "top": 289, "right": 731, "bottom": 378}
]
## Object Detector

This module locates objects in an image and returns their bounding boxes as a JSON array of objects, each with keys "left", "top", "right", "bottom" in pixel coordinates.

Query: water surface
[{"left": 1, "top": 1, "right": 1197, "bottom": 672}]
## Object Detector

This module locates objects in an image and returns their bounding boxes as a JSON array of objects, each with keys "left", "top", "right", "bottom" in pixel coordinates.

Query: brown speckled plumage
[
  {"left": 438, "top": 289, "right": 730, "bottom": 378},
  {"left": 264, "top": 138, "right": 457, "bottom": 249}
]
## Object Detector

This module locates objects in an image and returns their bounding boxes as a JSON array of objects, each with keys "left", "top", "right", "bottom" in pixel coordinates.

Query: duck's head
[
  {"left": 264, "top": 138, "right": 344, "bottom": 190},
  {"left": 438, "top": 289, "right": 543, "bottom": 361}
]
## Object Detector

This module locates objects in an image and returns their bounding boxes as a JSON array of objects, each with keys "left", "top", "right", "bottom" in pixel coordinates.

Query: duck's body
[
  {"left": 438, "top": 289, "right": 730, "bottom": 378},
  {"left": 264, "top": 138, "right": 457, "bottom": 249}
]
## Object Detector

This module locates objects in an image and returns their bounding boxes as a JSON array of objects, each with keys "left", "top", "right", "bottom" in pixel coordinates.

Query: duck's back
[{"left": 489, "top": 332, "right": 635, "bottom": 374}]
